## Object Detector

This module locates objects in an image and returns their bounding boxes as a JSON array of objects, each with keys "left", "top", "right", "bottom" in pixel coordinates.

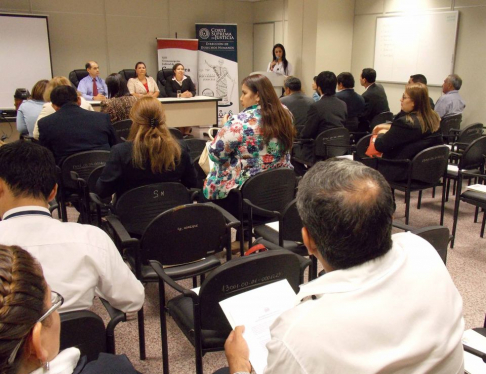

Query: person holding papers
[{"left": 223, "top": 159, "right": 464, "bottom": 374}]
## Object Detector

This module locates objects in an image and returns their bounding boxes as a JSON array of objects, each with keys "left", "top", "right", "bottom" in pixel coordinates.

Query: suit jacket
[
  {"left": 38, "top": 103, "right": 117, "bottom": 164},
  {"left": 165, "top": 76, "right": 196, "bottom": 97},
  {"left": 280, "top": 92, "right": 314, "bottom": 136},
  {"left": 359, "top": 83, "right": 390, "bottom": 128},
  {"left": 336, "top": 88, "right": 365, "bottom": 132}
]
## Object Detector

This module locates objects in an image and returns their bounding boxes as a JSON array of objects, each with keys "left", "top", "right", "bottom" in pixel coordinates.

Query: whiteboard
[
  {"left": 0, "top": 14, "right": 53, "bottom": 109},
  {"left": 373, "top": 11, "right": 459, "bottom": 87}
]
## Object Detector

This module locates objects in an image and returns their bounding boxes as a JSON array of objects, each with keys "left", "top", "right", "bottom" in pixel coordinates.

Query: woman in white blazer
[{"left": 127, "top": 61, "right": 159, "bottom": 98}]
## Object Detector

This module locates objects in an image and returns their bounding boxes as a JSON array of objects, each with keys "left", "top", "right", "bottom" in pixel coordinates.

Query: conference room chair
[
  {"left": 252, "top": 198, "right": 318, "bottom": 281},
  {"left": 156, "top": 249, "right": 302, "bottom": 374},
  {"left": 60, "top": 299, "right": 125, "bottom": 362},
  {"left": 440, "top": 113, "right": 462, "bottom": 144},
  {"left": 157, "top": 68, "right": 173, "bottom": 97},
  {"left": 293, "top": 127, "right": 351, "bottom": 169},
  {"left": 68, "top": 69, "right": 89, "bottom": 88},
  {"left": 118, "top": 69, "right": 136, "bottom": 82},
  {"left": 112, "top": 119, "right": 132, "bottom": 142},
  {"left": 101, "top": 182, "right": 201, "bottom": 359},
  {"left": 463, "top": 316, "right": 486, "bottom": 364},
  {"left": 56, "top": 150, "right": 110, "bottom": 222},
  {"left": 369, "top": 111, "right": 394, "bottom": 131},
  {"left": 449, "top": 122, "right": 484, "bottom": 158},
  {"left": 168, "top": 127, "right": 183, "bottom": 140},
  {"left": 375, "top": 145, "right": 450, "bottom": 225},
  {"left": 184, "top": 138, "right": 207, "bottom": 161}
]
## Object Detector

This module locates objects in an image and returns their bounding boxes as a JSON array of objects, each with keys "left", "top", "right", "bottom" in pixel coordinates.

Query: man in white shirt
[
  {"left": 435, "top": 74, "right": 466, "bottom": 119},
  {"left": 0, "top": 141, "right": 144, "bottom": 313},
  {"left": 224, "top": 159, "right": 464, "bottom": 374}
]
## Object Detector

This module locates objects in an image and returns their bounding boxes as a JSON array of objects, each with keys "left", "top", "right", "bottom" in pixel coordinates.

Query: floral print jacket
[{"left": 203, "top": 105, "right": 293, "bottom": 200}]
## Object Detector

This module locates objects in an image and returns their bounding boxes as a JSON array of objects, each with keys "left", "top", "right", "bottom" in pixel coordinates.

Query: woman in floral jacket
[{"left": 203, "top": 74, "right": 295, "bottom": 201}]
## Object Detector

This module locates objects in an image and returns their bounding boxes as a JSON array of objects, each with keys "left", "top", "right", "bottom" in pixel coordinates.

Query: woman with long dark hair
[
  {"left": 100, "top": 73, "right": 137, "bottom": 122},
  {"left": 95, "top": 97, "right": 197, "bottom": 198},
  {"left": 165, "top": 63, "right": 196, "bottom": 98},
  {"left": 203, "top": 74, "right": 294, "bottom": 200},
  {"left": 267, "top": 44, "right": 292, "bottom": 76},
  {"left": 127, "top": 61, "right": 159, "bottom": 98}
]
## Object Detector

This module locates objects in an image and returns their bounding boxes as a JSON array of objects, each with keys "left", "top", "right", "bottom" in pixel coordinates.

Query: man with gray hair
[
  {"left": 280, "top": 76, "right": 314, "bottom": 136},
  {"left": 224, "top": 159, "right": 464, "bottom": 373},
  {"left": 434, "top": 74, "right": 465, "bottom": 118}
]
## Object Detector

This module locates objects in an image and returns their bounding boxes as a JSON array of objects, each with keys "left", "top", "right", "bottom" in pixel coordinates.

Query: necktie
[{"left": 92, "top": 78, "right": 98, "bottom": 96}]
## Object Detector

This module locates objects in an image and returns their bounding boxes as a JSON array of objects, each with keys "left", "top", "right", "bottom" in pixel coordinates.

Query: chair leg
[
  {"left": 159, "top": 280, "right": 169, "bottom": 374},
  {"left": 404, "top": 190, "right": 410, "bottom": 225},
  {"left": 432, "top": 186, "right": 436, "bottom": 198},
  {"left": 451, "top": 179, "right": 463, "bottom": 249},
  {"left": 452, "top": 180, "right": 457, "bottom": 196},
  {"left": 440, "top": 177, "right": 447, "bottom": 226},
  {"left": 137, "top": 307, "right": 146, "bottom": 360},
  {"left": 446, "top": 179, "right": 451, "bottom": 202},
  {"left": 417, "top": 190, "right": 422, "bottom": 209},
  {"left": 474, "top": 206, "right": 479, "bottom": 223},
  {"left": 481, "top": 211, "right": 486, "bottom": 238}
]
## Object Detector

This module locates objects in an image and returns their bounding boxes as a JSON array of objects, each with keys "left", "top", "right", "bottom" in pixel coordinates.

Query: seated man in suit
[
  {"left": 292, "top": 71, "right": 347, "bottom": 174},
  {"left": 77, "top": 60, "right": 108, "bottom": 101},
  {"left": 38, "top": 85, "right": 117, "bottom": 165},
  {"left": 224, "top": 159, "right": 464, "bottom": 374},
  {"left": 0, "top": 140, "right": 145, "bottom": 313},
  {"left": 434, "top": 74, "right": 466, "bottom": 119},
  {"left": 280, "top": 77, "right": 314, "bottom": 136},
  {"left": 358, "top": 68, "right": 390, "bottom": 131},
  {"left": 335, "top": 72, "right": 365, "bottom": 132}
]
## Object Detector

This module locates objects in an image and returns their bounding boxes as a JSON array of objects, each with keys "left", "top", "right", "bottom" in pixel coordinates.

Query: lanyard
[{"left": 3, "top": 210, "right": 51, "bottom": 220}]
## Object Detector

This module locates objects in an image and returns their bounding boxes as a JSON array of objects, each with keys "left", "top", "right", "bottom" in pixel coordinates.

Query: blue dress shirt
[
  {"left": 16, "top": 99, "right": 44, "bottom": 136},
  {"left": 434, "top": 90, "right": 465, "bottom": 119},
  {"left": 77, "top": 75, "right": 108, "bottom": 101}
]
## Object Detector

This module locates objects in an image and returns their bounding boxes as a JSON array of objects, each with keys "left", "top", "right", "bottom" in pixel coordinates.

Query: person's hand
[
  {"left": 270, "top": 60, "right": 277, "bottom": 70},
  {"left": 225, "top": 326, "right": 251, "bottom": 374},
  {"left": 223, "top": 114, "right": 230, "bottom": 124},
  {"left": 93, "top": 94, "right": 106, "bottom": 101},
  {"left": 372, "top": 123, "right": 391, "bottom": 135},
  {"left": 182, "top": 91, "right": 193, "bottom": 98}
]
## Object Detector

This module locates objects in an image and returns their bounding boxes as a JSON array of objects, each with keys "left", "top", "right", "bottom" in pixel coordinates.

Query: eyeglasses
[{"left": 7, "top": 291, "right": 64, "bottom": 365}]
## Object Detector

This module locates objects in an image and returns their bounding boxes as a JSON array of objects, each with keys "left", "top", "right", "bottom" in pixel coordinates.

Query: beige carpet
[{"left": 64, "top": 186, "right": 486, "bottom": 374}]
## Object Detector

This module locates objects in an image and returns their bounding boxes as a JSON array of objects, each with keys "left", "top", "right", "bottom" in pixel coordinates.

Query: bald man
[{"left": 77, "top": 60, "right": 108, "bottom": 101}]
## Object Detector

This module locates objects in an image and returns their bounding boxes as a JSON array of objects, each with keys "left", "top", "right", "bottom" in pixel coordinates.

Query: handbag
[
  {"left": 198, "top": 128, "right": 216, "bottom": 174},
  {"left": 365, "top": 134, "right": 383, "bottom": 158}
]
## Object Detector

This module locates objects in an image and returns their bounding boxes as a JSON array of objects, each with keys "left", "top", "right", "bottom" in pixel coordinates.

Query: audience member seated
[
  {"left": 358, "top": 67, "right": 390, "bottom": 130},
  {"left": 16, "top": 80, "right": 48, "bottom": 137},
  {"left": 0, "top": 244, "right": 140, "bottom": 373},
  {"left": 373, "top": 82, "right": 443, "bottom": 181},
  {"left": 165, "top": 63, "right": 196, "bottom": 98},
  {"left": 223, "top": 159, "right": 464, "bottom": 374},
  {"left": 33, "top": 76, "right": 94, "bottom": 140},
  {"left": 203, "top": 74, "right": 294, "bottom": 202},
  {"left": 434, "top": 74, "right": 465, "bottom": 119},
  {"left": 311, "top": 76, "right": 320, "bottom": 102},
  {"left": 127, "top": 61, "right": 159, "bottom": 99},
  {"left": 95, "top": 97, "right": 197, "bottom": 198},
  {"left": 100, "top": 73, "right": 137, "bottom": 123},
  {"left": 292, "top": 71, "right": 347, "bottom": 171},
  {"left": 38, "top": 86, "right": 116, "bottom": 165},
  {"left": 13, "top": 88, "right": 30, "bottom": 111},
  {"left": 77, "top": 60, "right": 108, "bottom": 101},
  {"left": 280, "top": 77, "right": 314, "bottom": 136},
  {"left": 0, "top": 141, "right": 144, "bottom": 314},
  {"left": 395, "top": 74, "right": 435, "bottom": 120},
  {"left": 335, "top": 72, "right": 365, "bottom": 132}
]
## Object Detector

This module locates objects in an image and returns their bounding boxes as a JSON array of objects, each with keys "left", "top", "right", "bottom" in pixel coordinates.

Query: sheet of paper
[
  {"left": 264, "top": 221, "right": 279, "bottom": 232},
  {"left": 447, "top": 164, "right": 459, "bottom": 172},
  {"left": 466, "top": 184, "right": 486, "bottom": 194},
  {"left": 462, "top": 329, "right": 486, "bottom": 374},
  {"left": 219, "top": 279, "right": 297, "bottom": 374},
  {"left": 191, "top": 287, "right": 200, "bottom": 295}
]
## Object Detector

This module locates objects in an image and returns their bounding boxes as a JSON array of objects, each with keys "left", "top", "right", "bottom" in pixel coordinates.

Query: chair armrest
[
  {"left": 463, "top": 344, "right": 486, "bottom": 363},
  {"left": 461, "top": 171, "right": 486, "bottom": 180},
  {"left": 293, "top": 138, "right": 314, "bottom": 145},
  {"left": 89, "top": 192, "right": 114, "bottom": 213},
  {"left": 189, "top": 188, "right": 201, "bottom": 201},
  {"left": 204, "top": 202, "right": 241, "bottom": 229},
  {"left": 99, "top": 298, "right": 126, "bottom": 327},
  {"left": 242, "top": 198, "right": 280, "bottom": 219},
  {"left": 392, "top": 220, "right": 415, "bottom": 232},
  {"left": 149, "top": 261, "right": 199, "bottom": 301},
  {"left": 449, "top": 128, "right": 461, "bottom": 134},
  {"left": 104, "top": 215, "right": 138, "bottom": 250}
]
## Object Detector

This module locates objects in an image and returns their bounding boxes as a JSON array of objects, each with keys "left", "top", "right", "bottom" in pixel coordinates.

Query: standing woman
[
  {"left": 101, "top": 73, "right": 137, "bottom": 123},
  {"left": 203, "top": 74, "right": 294, "bottom": 202},
  {"left": 127, "top": 61, "right": 159, "bottom": 98},
  {"left": 267, "top": 44, "right": 292, "bottom": 76},
  {"left": 165, "top": 63, "right": 196, "bottom": 98},
  {"left": 16, "top": 79, "right": 48, "bottom": 137}
]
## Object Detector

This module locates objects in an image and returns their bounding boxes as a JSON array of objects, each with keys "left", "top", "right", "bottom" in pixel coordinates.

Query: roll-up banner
[
  {"left": 157, "top": 38, "right": 199, "bottom": 90},
  {"left": 196, "top": 24, "right": 238, "bottom": 125}
]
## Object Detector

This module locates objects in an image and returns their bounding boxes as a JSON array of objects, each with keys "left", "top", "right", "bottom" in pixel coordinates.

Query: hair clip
[{"left": 149, "top": 118, "right": 159, "bottom": 128}]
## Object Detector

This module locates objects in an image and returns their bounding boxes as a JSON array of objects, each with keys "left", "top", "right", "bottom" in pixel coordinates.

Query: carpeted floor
[{"left": 66, "top": 185, "right": 486, "bottom": 374}]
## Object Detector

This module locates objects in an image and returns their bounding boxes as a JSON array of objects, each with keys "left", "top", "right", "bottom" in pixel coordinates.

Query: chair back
[
  {"left": 458, "top": 136, "right": 486, "bottom": 171},
  {"left": 354, "top": 133, "right": 372, "bottom": 160},
  {"left": 60, "top": 151, "right": 110, "bottom": 191},
  {"left": 118, "top": 69, "right": 136, "bottom": 82},
  {"left": 314, "top": 127, "right": 350, "bottom": 160},
  {"left": 280, "top": 199, "right": 304, "bottom": 243},
  {"left": 112, "top": 119, "right": 132, "bottom": 142},
  {"left": 115, "top": 182, "right": 193, "bottom": 236},
  {"left": 344, "top": 117, "right": 359, "bottom": 132},
  {"left": 69, "top": 69, "right": 88, "bottom": 88},
  {"left": 141, "top": 203, "right": 227, "bottom": 266},
  {"left": 410, "top": 145, "right": 450, "bottom": 184},
  {"left": 456, "top": 123, "right": 484, "bottom": 145},
  {"left": 241, "top": 168, "right": 296, "bottom": 217},
  {"left": 184, "top": 138, "right": 207, "bottom": 161},
  {"left": 87, "top": 165, "right": 104, "bottom": 193},
  {"left": 156, "top": 69, "right": 169, "bottom": 97},
  {"left": 440, "top": 114, "right": 462, "bottom": 140},
  {"left": 169, "top": 127, "right": 184, "bottom": 140},
  {"left": 412, "top": 226, "right": 450, "bottom": 264},
  {"left": 60, "top": 310, "right": 107, "bottom": 363},
  {"left": 198, "top": 250, "right": 302, "bottom": 331},
  {"left": 369, "top": 111, "right": 393, "bottom": 130}
]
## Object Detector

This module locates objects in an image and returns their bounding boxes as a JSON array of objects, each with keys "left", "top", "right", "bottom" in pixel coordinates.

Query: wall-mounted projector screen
[
  {"left": 0, "top": 14, "right": 52, "bottom": 109},
  {"left": 373, "top": 11, "right": 459, "bottom": 87}
]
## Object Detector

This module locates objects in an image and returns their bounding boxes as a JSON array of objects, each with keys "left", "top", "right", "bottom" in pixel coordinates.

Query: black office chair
[
  {"left": 168, "top": 127, "right": 184, "bottom": 140},
  {"left": 369, "top": 111, "right": 393, "bottom": 131},
  {"left": 157, "top": 68, "right": 173, "bottom": 97},
  {"left": 376, "top": 145, "right": 450, "bottom": 225},
  {"left": 184, "top": 138, "right": 207, "bottom": 161},
  {"left": 57, "top": 151, "right": 110, "bottom": 222},
  {"left": 449, "top": 123, "right": 484, "bottom": 158},
  {"left": 463, "top": 316, "right": 486, "bottom": 364},
  {"left": 440, "top": 114, "right": 462, "bottom": 144},
  {"left": 156, "top": 249, "right": 302, "bottom": 374},
  {"left": 112, "top": 119, "right": 132, "bottom": 142},
  {"left": 69, "top": 69, "right": 89, "bottom": 88},
  {"left": 118, "top": 69, "right": 136, "bottom": 82}
]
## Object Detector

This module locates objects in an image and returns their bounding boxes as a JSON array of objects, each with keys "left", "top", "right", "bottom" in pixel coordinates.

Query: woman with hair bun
[{"left": 95, "top": 97, "right": 197, "bottom": 198}]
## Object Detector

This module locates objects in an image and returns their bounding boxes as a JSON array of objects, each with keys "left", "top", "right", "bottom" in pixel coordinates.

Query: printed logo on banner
[{"left": 199, "top": 28, "right": 210, "bottom": 40}]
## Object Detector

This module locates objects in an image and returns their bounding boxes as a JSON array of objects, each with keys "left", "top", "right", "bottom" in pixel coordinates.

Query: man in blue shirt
[
  {"left": 77, "top": 60, "right": 108, "bottom": 101},
  {"left": 434, "top": 74, "right": 465, "bottom": 119}
]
